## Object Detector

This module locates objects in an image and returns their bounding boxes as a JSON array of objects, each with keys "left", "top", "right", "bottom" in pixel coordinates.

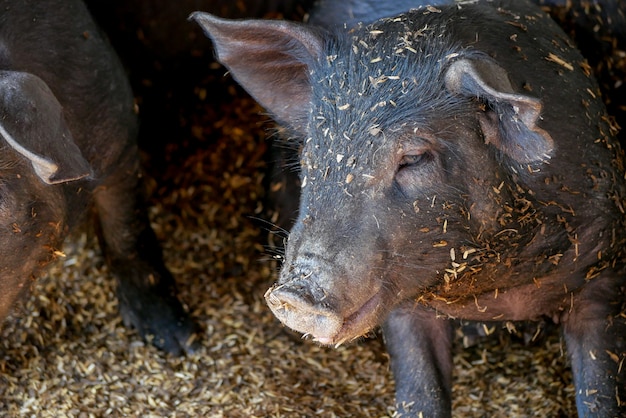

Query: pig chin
[{"left": 264, "top": 276, "right": 385, "bottom": 346}]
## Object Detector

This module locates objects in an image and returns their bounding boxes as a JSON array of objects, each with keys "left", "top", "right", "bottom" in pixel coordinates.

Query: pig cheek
[
  {"left": 382, "top": 193, "right": 467, "bottom": 297},
  {"left": 0, "top": 203, "right": 61, "bottom": 320},
  {"left": 0, "top": 194, "right": 64, "bottom": 278},
  {"left": 384, "top": 226, "right": 436, "bottom": 293}
]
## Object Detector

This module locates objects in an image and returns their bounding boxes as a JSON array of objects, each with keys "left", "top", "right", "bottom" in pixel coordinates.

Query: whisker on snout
[
  {"left": 248, "top": 215, "right": 290, "bottom": 264},
  {"left": 257, "top": 245, "right": 286, "bottom": 265},
  {"left": 247, "top": 215, "right": 291, "bottom": 237}
]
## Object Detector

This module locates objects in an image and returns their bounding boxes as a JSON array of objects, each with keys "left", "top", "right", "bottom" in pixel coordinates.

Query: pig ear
[
  {"left": 190, "top": 12, "right": 324, "bottom": 132},
  {"left": 444, "top": 57, "right": 554, "bottom": 163},
  {"left": 0, "top": 72, "right": 92, "bottom": 184}
]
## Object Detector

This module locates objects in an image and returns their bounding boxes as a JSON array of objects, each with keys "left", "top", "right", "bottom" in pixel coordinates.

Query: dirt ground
[{"left": 0, "top": 1, "right": 624, "bottom": 417}]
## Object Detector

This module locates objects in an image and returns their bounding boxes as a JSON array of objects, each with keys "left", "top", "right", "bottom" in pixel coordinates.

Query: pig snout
[
  {"left": 265, "top": 259, "right": 384, "bottom": 346},
  {"left": 265, "top": 281, "right": 342, "bottom": 345}
]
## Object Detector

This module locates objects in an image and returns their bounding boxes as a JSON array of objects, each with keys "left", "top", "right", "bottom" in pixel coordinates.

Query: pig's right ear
[
  {"left": 444, "top": 57, "right": 554, "bottom": 164},
  {"left": 0, "top": 72, "right": 92, "bottom": 184},
  {"left": 190, "top": 12, "right": 324, "bottom": 132}
]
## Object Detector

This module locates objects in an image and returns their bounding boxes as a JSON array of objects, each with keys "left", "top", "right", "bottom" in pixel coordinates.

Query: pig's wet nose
[{"left": 264, "top": 283, "right": 342, "bottom": 342}]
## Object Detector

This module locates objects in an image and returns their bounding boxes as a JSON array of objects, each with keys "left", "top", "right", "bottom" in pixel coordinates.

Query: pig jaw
[{"left": 265, "top": 256, "right": 385, "bottom": 346}]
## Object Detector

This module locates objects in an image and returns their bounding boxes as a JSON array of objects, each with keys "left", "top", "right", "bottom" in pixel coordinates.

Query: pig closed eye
[
  {"left": 398, "top": 153, "right": 430, "bottom": 169},
  {"left": 394, "top": 150, "right": 436, "bottom": 195}
]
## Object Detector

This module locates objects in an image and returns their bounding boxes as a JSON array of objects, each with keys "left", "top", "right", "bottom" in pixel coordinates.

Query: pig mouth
[{"left": 313, "top": 291, "right": 383, "bottom": 346}]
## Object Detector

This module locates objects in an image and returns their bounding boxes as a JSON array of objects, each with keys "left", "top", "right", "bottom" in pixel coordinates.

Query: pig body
[
  {"left": 0, "top": 0, "right": 195, "bottom": 355},
  {"left": 307, "top": 0, "right": 432, "bottom": 28},
  {"left": 193, "top": 0, "right": 626, "bottom": 415}
]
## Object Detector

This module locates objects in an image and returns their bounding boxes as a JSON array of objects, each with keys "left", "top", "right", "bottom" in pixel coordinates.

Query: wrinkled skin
[
  {"left": 0, "top": 0, "right": 197, "bottom": 355},
  {"left": 192, "top": 0, "right": 626, "bottom": 416}
]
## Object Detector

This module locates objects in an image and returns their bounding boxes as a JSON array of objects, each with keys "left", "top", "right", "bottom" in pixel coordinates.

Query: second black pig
[
  {"left": 192, "top": 0, "right": 626, "bottom": 416},
  {"left": 0, "top": 0, "right": 196, "bottom": 355}
]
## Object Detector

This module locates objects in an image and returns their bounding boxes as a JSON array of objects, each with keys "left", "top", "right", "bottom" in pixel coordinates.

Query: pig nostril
[
  {"left": 267, "top": 285, "right": 314, "bottom": 312},
  {"left": 265, "top": 286, "right": 296, "bottom": 311},
  {"left": 265, "top": 284, "right": 337, "bottom": 320}
]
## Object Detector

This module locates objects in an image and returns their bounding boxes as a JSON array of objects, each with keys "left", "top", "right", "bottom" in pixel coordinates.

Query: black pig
[
  {"left": 192, "top": 0, "right": 626, "bottom": 415},
  {"left": 307, "top": 0, "right": 433, "bottom": 28},
  {"left": 0, "top": 0, "right": 196, "bottom": 355}
]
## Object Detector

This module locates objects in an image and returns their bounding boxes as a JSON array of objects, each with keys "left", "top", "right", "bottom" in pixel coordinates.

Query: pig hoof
[
  {"left": 143, "top": 315, "right": 201, "bottom": 356},
  {"left": 117, "top": 289, "right": 200, "bottom": 356},
  {"left": 121, "top": 300, "right": 200, "bottom": 356}
]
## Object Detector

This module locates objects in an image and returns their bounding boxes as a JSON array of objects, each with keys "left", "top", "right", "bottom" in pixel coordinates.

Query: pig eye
[{"left": 398, "top": 153, "right": 429, "bottom": 169}]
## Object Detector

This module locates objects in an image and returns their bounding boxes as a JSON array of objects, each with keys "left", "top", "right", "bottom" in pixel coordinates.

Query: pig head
[
  {"left": 0, "top": 0, "right": 196, "bottom": 355},
  {"left": 193, "top": 1, "right": 626, "bottom": 415},
  {"left": 0, "top": 71, "right": 92, "bottom": 320}
]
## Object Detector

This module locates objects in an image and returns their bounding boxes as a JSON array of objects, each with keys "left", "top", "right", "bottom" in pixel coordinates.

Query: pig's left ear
[
  {"left": 0, "top": 72, "right": 92, "bottom": 184},
  {"left": 190, "top": 12, "right": 324, "bottom": 133},
  {"left": 444, "top": 57, "right": 554, "bottom": 164}
]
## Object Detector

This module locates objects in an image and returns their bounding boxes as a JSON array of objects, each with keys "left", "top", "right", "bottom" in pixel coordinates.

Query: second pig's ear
[
  {"left": 0, "top": 71, "right": 93, "bottom": 184},
  {"left": 444, "top": 56, "right": 554, "bottom": 164},
  {"left": 191, "top": 12, "right": 324, "bottom": 133}
]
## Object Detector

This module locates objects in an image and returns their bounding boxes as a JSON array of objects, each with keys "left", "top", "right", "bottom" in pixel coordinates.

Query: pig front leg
[
  {"left": 382, "top": 303, "right": 454, "bottom": 418},
  {"left": 93, "top": 150, "right": 198, "bottom": 356},
  {"left": 562, "top": 276, "right": 626, "bottom": 417}
]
